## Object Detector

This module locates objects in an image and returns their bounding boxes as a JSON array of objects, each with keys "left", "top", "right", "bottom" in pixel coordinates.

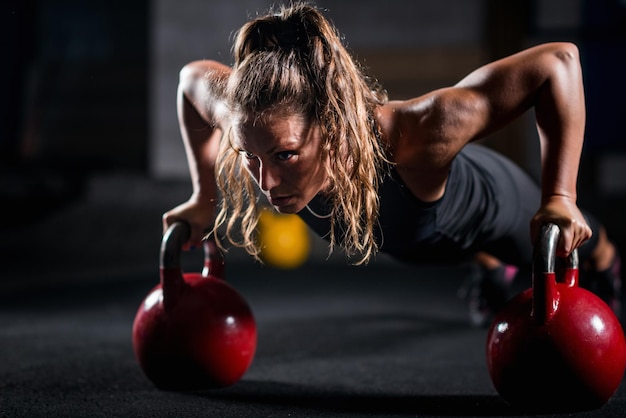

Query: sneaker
[{"left": 459, "top": 264, "right": 517, "bottom": 327}]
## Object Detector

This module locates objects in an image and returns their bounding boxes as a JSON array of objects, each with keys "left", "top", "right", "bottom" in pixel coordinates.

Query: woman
[{"left": 163, "top": 3, "right": 621, "bottom": 324}]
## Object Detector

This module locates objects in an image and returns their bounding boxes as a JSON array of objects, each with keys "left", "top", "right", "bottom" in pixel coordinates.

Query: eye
[
  {"left": 241, "top": 151, "right": 257, "bottom": 160},
  {"left": 275, "top": 151, "right": 295, "bottom": 161}
]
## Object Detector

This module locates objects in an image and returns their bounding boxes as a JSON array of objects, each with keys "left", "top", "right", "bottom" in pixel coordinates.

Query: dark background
[
  {"left": 1, "top": 1, "right": 626, "bottom": 417},
  {"left": 2, "top": 0, "right": 626, "bottom": 233}
]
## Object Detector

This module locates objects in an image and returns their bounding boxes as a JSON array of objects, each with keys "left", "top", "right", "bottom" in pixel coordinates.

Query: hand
[
  {"left": 530, "top": 195, "right": 592, "bottom": 257},
  {"left": 162, "top": 197, "right": 214, "bottom": 250}
]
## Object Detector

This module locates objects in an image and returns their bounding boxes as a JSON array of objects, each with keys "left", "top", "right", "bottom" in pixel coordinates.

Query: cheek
[
  {"left": 297, "top": 157, "right": 326, "bottom": 187},
  {"left": 307, "top": 150, "right": 326, "bottom": 174}
]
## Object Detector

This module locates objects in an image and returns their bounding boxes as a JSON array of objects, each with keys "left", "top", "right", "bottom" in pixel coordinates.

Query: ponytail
[{"left": 214, "top": 2, "right": 389, "bottom": 264}]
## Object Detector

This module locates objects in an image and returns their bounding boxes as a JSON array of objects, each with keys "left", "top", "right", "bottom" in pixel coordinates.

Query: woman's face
[{"left": 233, "top": 112, "right": 328, "bottom": 214}]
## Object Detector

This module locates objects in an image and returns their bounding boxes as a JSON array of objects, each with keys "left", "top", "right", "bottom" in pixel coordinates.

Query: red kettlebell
[
  {"left": 486, "top": 223, "right": 626, "bottom": 411},
  {"left": 132, "top": 222, "right": 257, "bottom": 390}
]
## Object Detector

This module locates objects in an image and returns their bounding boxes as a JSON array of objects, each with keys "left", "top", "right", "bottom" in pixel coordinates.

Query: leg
[
  {"left": 587, "top": 224, "right": 616, "bottom": 271},
  {"left": 455, "top": 145, "right": 621, "bottom": 322},
  {"left": 461, "top": 252, "right": 519, "bottom": 327},
  {"left": 465, "top": 220, "right": 622, "bottom": 327},
  {"left": 580, "top": 223, "right": 622, "bottom": 317}
]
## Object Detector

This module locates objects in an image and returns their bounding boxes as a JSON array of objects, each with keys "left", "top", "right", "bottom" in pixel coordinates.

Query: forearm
[
  {"left": 534, "top": 43, "right": 586, "bottom": 203},
  {"left": 182, "top": 119, "right": 221, "bottom": 207},
  {"left": 176, "top": 61, "right": 231, "bottom": 208},
  {"left": 177, "top": 83, "right": 221, "bottom": 210},
  {"left": 529, "top": 44, "right": 592, "bottom": 252},
  {"left": 163, "top": 60, "right": 231, "bottom": 244},
  {"left": 431, "top": 42, "right": 591, "bottom": 251}
]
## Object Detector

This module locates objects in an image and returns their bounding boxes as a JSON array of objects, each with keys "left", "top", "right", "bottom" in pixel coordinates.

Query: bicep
[
  {"left": 452, "top": 42, "right": 581, "bottom": 140},
  {"left": 390, "top": 83, "right": 532, "bottom": 167},
  {"left": 451, "top": 67, "right": 535, "bottom": 141}
]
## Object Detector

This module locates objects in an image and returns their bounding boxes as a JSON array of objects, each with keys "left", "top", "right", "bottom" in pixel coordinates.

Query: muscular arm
[
  {"left": 163, "top": 60, "right": 231, "bottom": 245},
  {"left": 454, "top": 42, "right": 585, "bottom": 204},
  {"left": 390, "top": 42, "right": 591, "bottom": 254}
]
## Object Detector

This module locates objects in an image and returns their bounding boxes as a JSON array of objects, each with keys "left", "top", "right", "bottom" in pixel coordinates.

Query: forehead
[{"left": 233, "top": 112, "right": 310, "bottom": 147}]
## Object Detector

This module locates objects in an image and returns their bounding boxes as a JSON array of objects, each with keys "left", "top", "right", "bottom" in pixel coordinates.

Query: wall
[
  {"left": 149, "top": 0, "right": 486, "bottom": 178},
  {"left": 148, "top": 0, "right": 626, "bottom": 196}
]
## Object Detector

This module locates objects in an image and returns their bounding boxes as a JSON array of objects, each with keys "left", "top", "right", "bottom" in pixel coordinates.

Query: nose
[{"left": 259, "top": 162, "right": 280, "bottom": 192}]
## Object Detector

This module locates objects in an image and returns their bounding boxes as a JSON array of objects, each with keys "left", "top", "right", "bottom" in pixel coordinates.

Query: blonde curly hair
[{"left": 212, "top": 2, "right": 389, "bottom": 264}]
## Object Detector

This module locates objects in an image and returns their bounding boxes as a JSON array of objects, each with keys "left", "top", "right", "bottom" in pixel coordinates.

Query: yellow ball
[{"left": 258, "top": 209, "right": 310, "bottom": 269}]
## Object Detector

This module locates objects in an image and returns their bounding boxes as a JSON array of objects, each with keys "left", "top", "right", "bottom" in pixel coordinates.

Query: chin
[
  {"left": 274, "top": 202, "right": 304, "bottom": 214},
  {"left": 274, "top": 206, "right": 296, "bottom": 215}
]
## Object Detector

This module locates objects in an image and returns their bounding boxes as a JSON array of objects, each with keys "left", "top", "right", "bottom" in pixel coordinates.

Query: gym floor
[{"left": 1, "top": 173, "right": 625, "bottom": 418}]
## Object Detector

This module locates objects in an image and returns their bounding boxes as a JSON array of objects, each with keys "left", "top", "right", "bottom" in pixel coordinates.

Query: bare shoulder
[
  {"left": 376, "top": 94, "right": 460, "bottom": 201},
  {"left": 180, "top": 60, "right": 230, "bottom": 97},
  {"left": 377, "top": 88, "right": 478, "bottom": 169},
  {"left": 180, "top": 60, "right": 230, "bottom": 82},
  {"left": 378, "top": 42, "right": 581, "bottom": 157},
  {"left": 179, "top": 60, "right": 232, "bottom": 123}
]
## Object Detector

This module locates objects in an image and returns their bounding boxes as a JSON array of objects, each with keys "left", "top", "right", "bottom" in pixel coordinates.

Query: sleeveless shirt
[{"left": 298, "top": 144, "right": 530, "bottom": 264}]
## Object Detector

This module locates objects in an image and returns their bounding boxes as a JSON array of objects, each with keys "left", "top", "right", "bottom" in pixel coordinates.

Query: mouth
[{"left": 269, "top": 195, "right": 295, "bottom": 208}]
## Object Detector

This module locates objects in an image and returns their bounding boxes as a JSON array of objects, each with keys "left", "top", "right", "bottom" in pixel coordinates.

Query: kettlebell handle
[
  {"left": 532, "top": 223, "right": 579, "bottom": 323},
  {"left": 161, "top": 221, "right": 224, "bottom": 279},
  {"left": 533, "top": 223, "right": 579, "bottom": 273},
  {"left": 161, "top": 222, "right": 190, "bottom": 271}
]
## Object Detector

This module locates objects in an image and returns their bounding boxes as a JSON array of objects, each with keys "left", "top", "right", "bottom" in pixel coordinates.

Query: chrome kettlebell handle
[
  {"left": 161, "top": 222, "right": 190, "bottom": 270},
  {"left": 533, "top": 223, "right": 579, "bottom": 274},
  {"left": 160, "top": 222, "right": 225, "bottom": 311},
  {"left": 160, "top": 222, "right": 224, "bottom": 276},
  {"left": 532, "top": 223, "right": 579, "bottom": 324}
]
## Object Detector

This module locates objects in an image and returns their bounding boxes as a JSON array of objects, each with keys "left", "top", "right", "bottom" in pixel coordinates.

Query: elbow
[
  {"left": 178, "top": 65, "right": 195, "bottom": 97},
  {"left": 541, "top": 42, "right": 583, "bottom": 85},
  {"left": 549, "top": 42, "right": 580, "bottom": 64},
  {"left": 179, "top": 62, "right": 205, "bottom": 88},
  {"left": 179, "top": 64, "right": 193, "bottom": 84}
]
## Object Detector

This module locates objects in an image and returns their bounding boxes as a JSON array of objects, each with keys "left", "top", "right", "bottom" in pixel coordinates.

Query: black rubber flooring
[
  {"left": 1, "top": 174, "right": 625, "bottom": 417},
  {"left": 1, "top": 260, "right": 625, "bottom": 417}
]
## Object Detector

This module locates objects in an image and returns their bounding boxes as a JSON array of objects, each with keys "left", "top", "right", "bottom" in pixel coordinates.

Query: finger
[
  {"left": 162, "top": 213, "right": 172, "bottom": 235},
  {"left": 188, "top": 225, "right": 207, "bottom": 247},
  {"left": 556, "top": 225, "right": 574, "bottom": 257},
  {"left": 162, "top": 211, "right": 181, "bottom": 232},
  {"left": 180, "top": 225, "right": 201, "bottom": 252},
  {"left": 582, "top": 223, "right": 593, "bottom": 244},
  {"left": 569, "top": 221, "right": 592, "bottom": 251}
]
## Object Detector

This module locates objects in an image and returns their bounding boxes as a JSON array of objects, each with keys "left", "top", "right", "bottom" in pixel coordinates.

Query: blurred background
[{"left": 2, "top": 0, "right": 626, "bottom": 288}]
